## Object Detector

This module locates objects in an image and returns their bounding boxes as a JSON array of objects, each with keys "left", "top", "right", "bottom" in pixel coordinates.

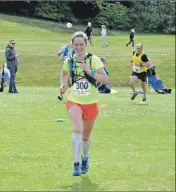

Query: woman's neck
[{"left": 76, "top": 52, "right": 87, "bottom": 62}]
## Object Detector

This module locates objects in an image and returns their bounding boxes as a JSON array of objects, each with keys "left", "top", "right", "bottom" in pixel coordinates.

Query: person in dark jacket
[
  {"left": 5, "top": 40, "right": 19, "bottom": 93},
  {"left": 85, "top": 22, "right": 92, "bottom": 46},
  {"left": 126, "top": 29, "right": 135, "bottom": 47}
]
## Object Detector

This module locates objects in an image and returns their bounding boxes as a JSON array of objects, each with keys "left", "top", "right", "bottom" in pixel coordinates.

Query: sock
[
  {"left": 82, "top": 138, "right": 92, "bottom": 159},
  {"left": 72, "top": 133, "right": 82, "bottom": 163}
]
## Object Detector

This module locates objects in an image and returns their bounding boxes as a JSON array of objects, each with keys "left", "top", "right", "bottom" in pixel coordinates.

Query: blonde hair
[
  {"left": 136, "top": 43, "right": 143, "bottom": 49},
  {"left": 71, "top": 31, "right": 88, "bottom": 45}
]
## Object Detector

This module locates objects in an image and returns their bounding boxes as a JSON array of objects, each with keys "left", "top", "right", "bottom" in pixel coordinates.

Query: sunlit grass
[
  {"left": 0, "top": 14, "right": 175, "bottom": 191},
  {"left": 0, "top": 14, "right": 175, "bottom": 87},
  {"left": 0, "top": 87, "right": 175, "bottom": 191}
]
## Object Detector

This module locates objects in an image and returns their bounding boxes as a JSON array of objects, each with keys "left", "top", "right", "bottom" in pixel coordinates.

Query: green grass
[
  {"left": 0, "top": 14, "right": 175, "bottom": 87},
  {"left": 0, "top": 87, "right": 175, "bottom": 191},
  {"left": 0, "top": 14, "right": 175, "bottom": 191}
]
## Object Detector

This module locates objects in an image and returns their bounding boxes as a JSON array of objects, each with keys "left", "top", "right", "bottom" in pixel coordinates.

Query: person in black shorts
[
  {"left": 126, "top": 29, "right": 135, "bottom": 47},
  {"left": 129, "top": 44, "right": 151, "bottom": 103},
  {"left": 85, "top": 22, "right": 92, "bottom": 46}
]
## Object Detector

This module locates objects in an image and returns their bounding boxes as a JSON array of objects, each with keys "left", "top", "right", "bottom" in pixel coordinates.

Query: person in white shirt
[
  {"left": 101, "top": 25, "right": 108, "bottom": 47},
  {"left": 0, "top": 63, "right": 11, "bottom": 92}
]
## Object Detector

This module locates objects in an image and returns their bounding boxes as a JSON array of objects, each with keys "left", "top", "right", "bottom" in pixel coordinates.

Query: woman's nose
[{"left": 76, "top": 46, "right": 82, "bottom": 51}]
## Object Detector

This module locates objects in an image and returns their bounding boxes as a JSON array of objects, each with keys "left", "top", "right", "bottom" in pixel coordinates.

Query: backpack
[
  {"left": 68, "top": 53, "right": 97, "bottom": 87},
  {"left": 64, "top": 45, "right": 75, "bottom": 58}
]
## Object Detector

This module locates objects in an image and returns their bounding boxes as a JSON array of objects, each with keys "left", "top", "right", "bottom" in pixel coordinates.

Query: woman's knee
[{"left": 82, "top": 137, "right": 90, "bottom": 142}]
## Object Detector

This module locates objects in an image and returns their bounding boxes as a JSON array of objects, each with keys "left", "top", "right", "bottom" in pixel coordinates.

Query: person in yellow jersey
[
  {"left": 129, "top": 44, "right": 151, "bottom": 103},
  {"left": 59, "top": 31, "right": 109, "bottom": 176}
]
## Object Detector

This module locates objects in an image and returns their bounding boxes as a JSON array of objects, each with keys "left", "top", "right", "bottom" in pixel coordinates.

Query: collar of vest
[{"left": 134, "top": 51, "right": 144, "bottom": 56}]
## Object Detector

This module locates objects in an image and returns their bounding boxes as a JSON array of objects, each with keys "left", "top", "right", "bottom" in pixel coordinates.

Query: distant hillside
[{"left": 0, "top": 1, "right": 175, "bottom": 34}]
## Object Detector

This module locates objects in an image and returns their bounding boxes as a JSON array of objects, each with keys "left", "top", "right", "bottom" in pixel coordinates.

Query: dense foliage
[{"left": 0, "top": 0, "right": 175, "bottom": 33}]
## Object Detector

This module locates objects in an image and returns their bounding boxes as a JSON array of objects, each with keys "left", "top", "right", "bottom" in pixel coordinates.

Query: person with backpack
[
  {"left": 56, "top": 38, "right": 75, "bottom": 60},
  {"left": 59, "top": 31, "right": 109, "bottom": 176}
]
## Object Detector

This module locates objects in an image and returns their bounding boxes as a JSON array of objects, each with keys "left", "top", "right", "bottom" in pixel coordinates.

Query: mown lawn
[{"left": 0, "top": 14, "right": 175, "bottom": 191}]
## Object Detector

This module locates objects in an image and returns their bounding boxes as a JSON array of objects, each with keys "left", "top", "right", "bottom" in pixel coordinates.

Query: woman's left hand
[{"left": 79, "top": 62, "right": 91, "bottom": 74}]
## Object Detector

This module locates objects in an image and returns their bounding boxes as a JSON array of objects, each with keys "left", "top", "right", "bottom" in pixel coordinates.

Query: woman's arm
[
  {"left": 92, "top": 67, "right": 109, "bottom": 85},
  {"left": 60, "top": 69, "right": 70, "bottom": 94},
  {"left": 80, "top": 62, "right": 109, "bottom": 85}
]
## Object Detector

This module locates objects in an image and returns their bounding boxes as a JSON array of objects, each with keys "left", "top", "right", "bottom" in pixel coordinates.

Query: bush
[{"left": 94, "top": 2, "right": 129, "bottom": 30}]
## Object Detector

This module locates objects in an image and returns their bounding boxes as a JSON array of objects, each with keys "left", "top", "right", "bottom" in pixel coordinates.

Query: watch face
[{"left": 90, "top": 71, "right": 95, "bottom": 77}]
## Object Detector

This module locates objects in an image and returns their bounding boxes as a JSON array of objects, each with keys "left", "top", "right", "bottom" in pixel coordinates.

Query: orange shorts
[{"left": 66, "top": 100, "right": 99, "bottom": 120}]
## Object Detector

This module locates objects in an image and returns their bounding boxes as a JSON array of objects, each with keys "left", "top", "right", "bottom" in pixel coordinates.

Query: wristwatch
[
  {"left": 140, "top": 63, "right": 143, "bottom": 67},
  {"left": 89, "top": 70, "right": 96, "bottom": 77}
]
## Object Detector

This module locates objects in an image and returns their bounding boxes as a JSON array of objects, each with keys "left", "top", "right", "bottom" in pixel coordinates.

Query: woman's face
[{"left": 72, "top": 37, "right": 86, "bottom": 54}]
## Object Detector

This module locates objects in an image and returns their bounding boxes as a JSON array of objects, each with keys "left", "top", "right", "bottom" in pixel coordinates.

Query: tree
[{"left": 94, "top": 2, "right": 129, "bottom": 30}]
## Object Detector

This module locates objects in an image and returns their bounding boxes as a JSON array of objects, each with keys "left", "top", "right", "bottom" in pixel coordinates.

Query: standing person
[
  {"left": 5, "top": 40, "right": 19, "bottom": 93},
  {"left": 59, "top": 31, "right": 109, "bottom": 176},
  {"left": 56, "top": 38, "right": 75, "bottom": 60},
  {"left": 85, "top": 22, "right": 93, "bottom": 46},
  {"left": 126, "top": 29, "right": 135, "bottom": 47},
  {"left": 101, "top": 25, "right": 108, "bottom": 47},
  {"left": 129, "top": 44, "right": 151, "bottom": 103}
]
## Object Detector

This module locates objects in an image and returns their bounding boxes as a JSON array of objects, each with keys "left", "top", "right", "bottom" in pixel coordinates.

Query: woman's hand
[
  {"left": 59, "top": 84, "right": 67, "bottom": 95},
  {"left": 79, "top": 62, "right": 91, "bottom": 74}
]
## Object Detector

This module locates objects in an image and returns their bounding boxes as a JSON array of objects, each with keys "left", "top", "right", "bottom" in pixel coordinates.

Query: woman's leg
[
  {"left": 82, "top": 119, "right": 95, "bottom": 157},
  {"left": 68, "top": 104, "right": 83, "bottom": 163},
  {"left": 80, "top": 119, "right": 95, "bottom": 174},
  {"left": 67, "top": 104, "right": 83, "bottom": 176}
]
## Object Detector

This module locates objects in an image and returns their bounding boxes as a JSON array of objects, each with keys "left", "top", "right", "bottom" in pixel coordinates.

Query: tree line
[{"left": 0, "top": 0, "right": 175, "bottom": 34}]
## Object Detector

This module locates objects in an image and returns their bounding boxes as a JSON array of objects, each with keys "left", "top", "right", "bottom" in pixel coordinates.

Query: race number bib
[
  {"left": 73, "top": 78, "right": 91, "bottom": 96},
  {"left": 133, "top": 66, "right": 140, "bottom": 73}
]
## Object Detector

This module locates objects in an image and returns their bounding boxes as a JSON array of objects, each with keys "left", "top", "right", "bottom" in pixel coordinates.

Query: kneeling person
[{"left": 98, "top": 57, "right": 111, "bottom": 94}]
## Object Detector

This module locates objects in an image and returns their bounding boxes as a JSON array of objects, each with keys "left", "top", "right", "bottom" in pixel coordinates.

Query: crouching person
[
  {"left": 147, "top": 65, "right": 172, "bottom": 94},
  {"left": 98, "top": 57, "right": 111, "bottom": 94}
]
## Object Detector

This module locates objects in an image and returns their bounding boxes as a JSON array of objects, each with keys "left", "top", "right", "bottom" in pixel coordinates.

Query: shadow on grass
[{"left": 60, "top": 175, "right": 99, "bottom": 191}]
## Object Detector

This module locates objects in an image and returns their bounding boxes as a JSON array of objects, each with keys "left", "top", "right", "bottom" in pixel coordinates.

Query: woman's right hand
[{"left": 59, "top": 84, "right": 67, "bottom": 95}]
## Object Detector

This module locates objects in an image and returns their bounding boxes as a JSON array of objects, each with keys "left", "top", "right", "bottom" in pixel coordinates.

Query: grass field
[
  {"left": 0, "top": 14, "right": 175, "bottom": 87},
  {"left": 0, "top": 14, "right": 175, "bottom": 191}
]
